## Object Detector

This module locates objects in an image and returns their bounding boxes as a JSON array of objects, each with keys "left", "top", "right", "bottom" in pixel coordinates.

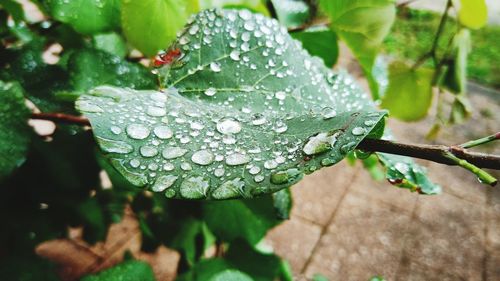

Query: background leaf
[
  {"left": 381, "top": 61, "right": 434, "bottom": 121},
  {"left": 0, "top": 81, "right": 31, "bottom": 181},
  {"left": 45, "top": 0, "right": 121, "bottom": 34},
  {"left": 319, "top": 0, "right": 396, "bottom": 99},
  {"left": 271, "top": 0, "right": 310, "bottom": 28},
  {"left": 121, "top": 0, "right": 198, "bottom": 56},
  {"left": 458, "top": 0, "right": 488, "bottom": 29},
  {"left": 291, "top": 26, "right": 339, "bottom": 67},
  {"left": 442, "top": 28, "right": 471, "bottom": 94},
  {"left": 81, "top": 260, "right": 155, "bottom": 281}
]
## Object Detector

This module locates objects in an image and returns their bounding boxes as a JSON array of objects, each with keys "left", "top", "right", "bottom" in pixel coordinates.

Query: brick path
[{"left": 266, "top": 83, "right": 500, "bottom": 280}]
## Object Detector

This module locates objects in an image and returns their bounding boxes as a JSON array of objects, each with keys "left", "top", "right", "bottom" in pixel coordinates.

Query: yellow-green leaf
[{"left": 459, "top": 0, "right": 488, "bottom": 29}]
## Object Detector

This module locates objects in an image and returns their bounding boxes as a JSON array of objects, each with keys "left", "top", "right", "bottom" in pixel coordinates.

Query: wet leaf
[
  {"left": 377, "top": 153, "right": 441, "bottom": 195},
  {"left": 45, "top": 0, "right": 121, "bottom": 35},
  {"left": 200, "top": 0, "right": 269, "bottom": 15},
  {"left": 291, "top": 26, "right": 339, "bottom": 67},
  {"left": 92, "top": 32, "right": 128, "bottom": 58},
  {"left": 121, "top": 0, "right": 198, "bottom": 56},
  {"left": 68, "top": 49, "right": 157, "bottom": 94},
  {"left": 458, "top": 0, "right": 488, "bottom": 29},
  {"left": 80, "top": 260, "right": 155, "bottom": 281},
  {"left": 381, "top": 61, "right": 434, "bottom": 121},
  {"left": 0, "top": 81, "right": 31, "bottom": 181},
  {"left": 272, "top": 188, "right": 292, "bottom": 220},
  {"left": 209, "top": 270, "right": 253, "bottom": 281},
  {"left": 78, "top": 9, "right": 386, "bottom": 200},
  {"left": 319, "top": 0, "right": 396, "bottom": 99}
]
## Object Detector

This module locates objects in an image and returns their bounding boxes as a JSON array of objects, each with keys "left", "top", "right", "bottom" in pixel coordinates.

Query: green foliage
[
  {"left": 121, "top": 0, "right": 198, "bottom": 56},
  {"left": 291, "top": 26, "right": 339, "bottom": 67},
  {"left": 271, "top": 0, "right": 310, "bottom": 28},
  {"left": 384, "top": 9, "right": 500, "bottom": 89},
  {"left": 81, "top": 260, "right": 155, "bottom": 281},
  {"left": 44, "top": 0, "right": 121, "bottom": 34},
  {"left": 442, "top": 29, "right": 471, "bottom": 94},
  {"left": 0, "top": 81, "right": 31, "bottom": 180},
  {"left": 92, "top": 32, "right": 128, "bottom": 58},
  {"left": 381, "top": 61, "right": 434, "bottom": 121},
  {"left": 319, "top": 0, "right": 396, "bottom": 99}
]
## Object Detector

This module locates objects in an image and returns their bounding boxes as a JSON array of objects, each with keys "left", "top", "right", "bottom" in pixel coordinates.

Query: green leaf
[
  {"left": 0, "top": 254, "right": 60, "bottom": 281},
  {"left": 92, "top": 32, "right": 128, "bottom": 58},
  {"left": 381, "top": 61, "right": 434, "bottom": 121},
  {"left": 376, "top": 153, "right": 441, "bottom": 195},
  {"left": 203, "top": 196, "right": 280, "bottom": 244},
  {"left": 121, "top": 0, "right": 198, "bottom": 56},
  {"left": 0, "top": 81, "right": 31, "bottom": 181},
  {"left": 169, "top": 218, "right": 207, "bottom": 266},
  {"left": 291, "top": 26, "right": 339, "bottom": 67},
  {"left": 67, "top": 49, "right": 157, "bottom": 94},
  {"left": 45, "top": 0, "right": 121, "bottom": 34},
  {"left": 200, "top": 0, "right": 269, "bottom": 15},
  {"left": 442, "top": 28, "right": 471, "bottom": 94},
  {"left": 1, "top": 40, "right": 73, "bottom": 112},
  {"left": 449, "top": 94, "right": 472, "bottom": 124},
  {"left": 271, "top": 0, "right": 310, "bottom": 28},
  {"left": 458, "top": 0, "right": 488, "bottom": 29},
  {"left": 209, "top": 270, "right": 253, "bottom": 281},
  {"left": 319, "top": 0, "right": 395, "bottom": 99},
  {"left": 178, "top": 240, "right": 288, "bottom": 281},
  {"left": 81, "top": 260, "right": 155, "bottom": 281},
  {"left": 78, "top": 9, "right": 386, "bottom": 200},
  {"left": 0, "top": 0, "right": 25, "bottom": 22},
  {"left": 272, "top": 187, "right": 292, "bottom": 220}
]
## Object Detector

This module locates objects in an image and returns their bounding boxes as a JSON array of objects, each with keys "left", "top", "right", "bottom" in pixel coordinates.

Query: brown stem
[
  {"left": 29, "top": 113, "right": 500, "bottom": 170},
  {"left": 31, "top": 112, "right": 90, "bottom": 126},
  {"left": 357, "top": 138, "right": 500, "bottom": 170}
]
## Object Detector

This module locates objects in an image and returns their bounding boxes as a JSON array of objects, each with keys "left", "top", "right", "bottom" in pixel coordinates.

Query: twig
[
  {"left": 31, "top": 112, "right": 90, "bottom": 126},
  {"left": 443, "top": 152, "right": 497, "bottom": 186},
  {"left": 29, "top": 113, "right": 500, "bottom": 173},
  {"left": 357, "top": 138, "right": 500, "bottom": 170},
  {"left": 460, "top": 132, "right": 500, "bottom": 149}
]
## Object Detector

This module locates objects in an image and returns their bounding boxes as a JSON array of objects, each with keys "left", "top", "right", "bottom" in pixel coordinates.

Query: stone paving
[{"left": 266, "top": 77, "right": 500, "bottom": 280}]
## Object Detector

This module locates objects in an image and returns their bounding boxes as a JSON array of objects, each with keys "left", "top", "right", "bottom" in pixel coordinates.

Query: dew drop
[
  {"left": 140, "top": 146, "right": 159, "bottom": 157},
  {"left": 191, "top": 150, "right": 214, "bottom": 166},
  {"left": 217, "top": 117, "right": 241, "bottom": 134},
  {"left": 264, "top": 159, "right": 278, "bottom": 169},
  {"left": 226, "top": 153, "right": 251, "bottom": 166},
  {"left": 212, "top": 178, "right": 245, "bottom": 199},
  {"left": 205, "top": 87, "right": 217, "bottom": 96},
  {"left": 321, "top": 107, "right": 337, "bottom": 119},
  {"left": 130, "top": 159, "right": 140, "bottom": 168},
  {"left": 110, "top": 126, "right": 122, "bottom": 135},
  {"left": 152, "top": 175, "right": 178, "bottom": 192},
  {"left": 162, "top": 146, "right": 188, "bottom": 159},
  {"left": 210, "top": 62, "right": 221, "bottom": 72},
  {"left": 153, "top": 126, "right": 173, "bottom": 139},
  {"left": 147, "top": 106, "right": 167, "bottom": 117},
  {"left": 249, "top": 166, "right": 261, "bottom": 175},
  {"left": 180, "top": 176, "right": 209, "bottom": 199},
  {"left": 275, "top": 91, "right": 286, "bottom": 100},
  {"left": 251, "top": 113, "right": 267, "bottom": 125},
  {"left": 96, "top": 137, "right": 133, "bottom": 154},
  {"left": 126, "top": 124, "right": 150, "bottom": 140},
  {"left": 352, "top": 127, "right": 366, "bottom": 136}
]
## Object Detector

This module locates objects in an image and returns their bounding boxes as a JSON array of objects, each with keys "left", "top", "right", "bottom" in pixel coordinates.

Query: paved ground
[{"left": 265, "top": 55, "right": 500, "bottom": 280}]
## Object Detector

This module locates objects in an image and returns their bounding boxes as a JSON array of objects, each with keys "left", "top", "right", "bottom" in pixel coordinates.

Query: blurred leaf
[
  {"left": 121, "top": 0, "right": 198, "bottom": 56},
  {"left": 45, "top": 0, "right": 121, "bottom": 34},
  {"left": 291, "top": 26, "right": 338, "bottom": 66},
  {"left": 169, "top": 218, "right": 207, "bottom": 266},
  {"left": 361, "top": 154, "right": 385, "bottom": 181},
  {"left": 271, "top": 0, "right": 309, "bottom": 28},
  {"left": 81, "top": 260, "right": 155, "bottom": 281},
  {"left": 376, "top": 153, "right": 441, "bottom": 195},
  {"left": 381, "top": 61, "right": 434, "bottom": 121},
  {"left": 67, "top": 48, "right": 157, "bottom": 94},
  {"left": 442, "top": 28, "right": 470, "bottom": 94},
  {"left": 0, "top": 81, "right": 31, "bottom": 181},
  {"left": 0, "top": 0, "right": 25, "bottom": 22},
  {"left": 1, "top": 40, "right": 73, "bottom": 112},
  {"left": 319, "top": 0, "right": 396, "bottom": 99},
  {"left": 208, "top": 270, "right": 253, "bottom": 281},
  {"left": 200, "top": 0, "right": 269, "bottom": 15},
  {"left": 93, "top": 32, "right": 128, "bottom": 58},
  {"left": 312, "top": 274, "right": 329, "bottom": 281},
  {"left": 449, "top": 94, "right": 472, "bottom": 124},
  {"left": 458, "top": 0, "right": 488, "bottom": 29},
  {"left": 178, "top": 240, "right": 288, "bottom": 281},
  {"left": 0, "top": 254, "right": 60, "bottom": 281},
  {"left": 369, "top": 277, "right": 386, "bottom": 281},
  {"left": 272, "top": 187, "right": 292, "bottom": 220},
  {"left": 203, "top": 196, "right": 281, "bottom": 245}
]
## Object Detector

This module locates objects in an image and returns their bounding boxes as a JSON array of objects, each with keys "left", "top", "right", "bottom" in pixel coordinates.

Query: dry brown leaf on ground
[{"left": 35, "top": 207, "right": 180, "bottom": 281}]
